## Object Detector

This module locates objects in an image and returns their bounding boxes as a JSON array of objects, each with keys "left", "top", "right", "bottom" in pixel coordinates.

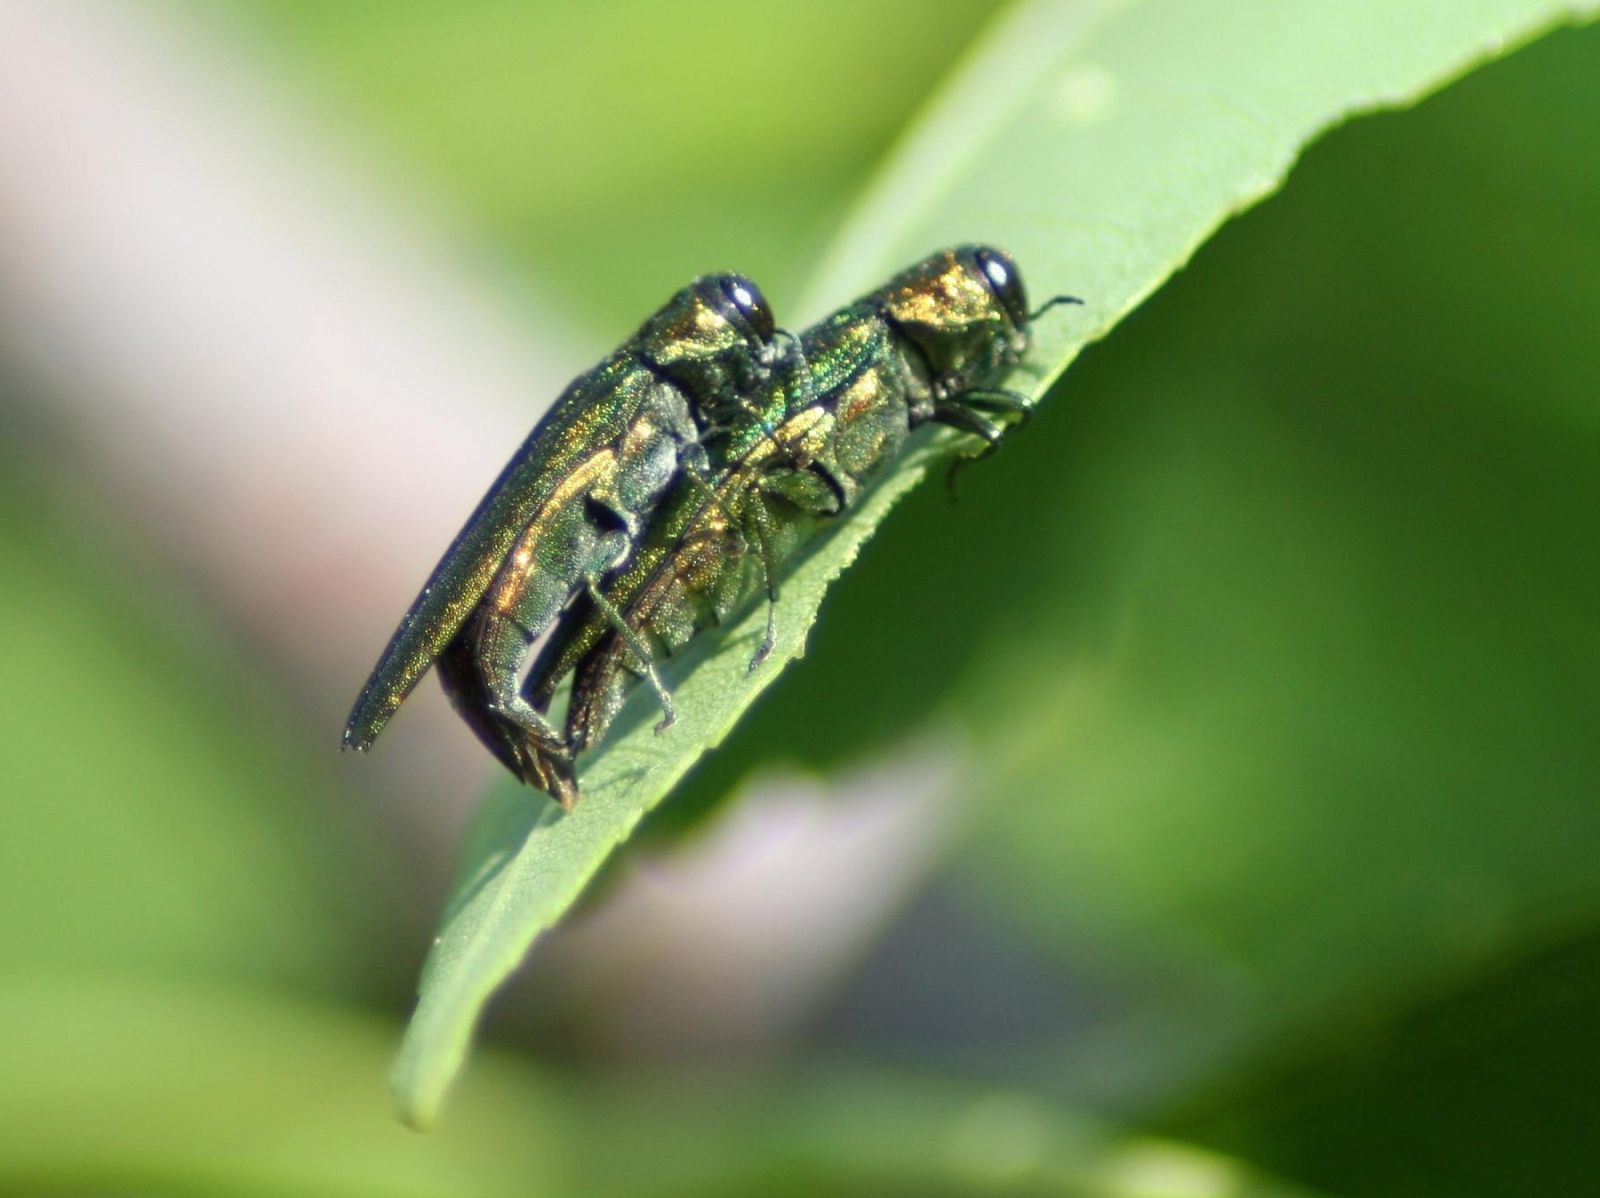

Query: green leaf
[
  {"left": 0, "top": 974, "right": 575, "bottom": 1195},
  {"left": 0, "top": 451, "right": 388, "bottom": 991},
  {"left": 560, "top": 1070, "right": 1330, "bottom": 1198},
  {"left": 394, "top": 0, "right": 1599, "bottom": 1128},
  {"left": 938, "top": 14, "right": 1600, "bottom": 1146},
  {"left": 0, "top": 973, "right": 1324, "bottom": 1197},
  {"left": 232, "top": 0, "right": 1007, "bottom": 328}
]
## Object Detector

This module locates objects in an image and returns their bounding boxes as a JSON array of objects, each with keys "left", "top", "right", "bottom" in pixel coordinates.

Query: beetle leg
[
  {"left": 934, "top": 404, "right": 1009, "bottom": 500},
  {"left": 806, "top": 460, "right": 850, "bottom": 515},
  {"left": 745, "top": 497, "right": 781, "bottom": 669},
  {"left": 933, "top": 403, "right": 1007, "bottom": 458},
  {"left": 438, "top": 615, "right": 579, "bottom": 807},
  {"left": 958, "top": 387, "right": 1034, "bottom": 425},
  {"left": 583, "top": 576, "right": 678, "bottom": 733}
]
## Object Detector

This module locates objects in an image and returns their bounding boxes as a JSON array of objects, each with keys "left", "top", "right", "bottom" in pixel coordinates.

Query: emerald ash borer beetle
[
  {"left": 342, "top": 272, "right": 797, "bottom": 798},
  {"left": 521, "top": 246, "right": 1081, "bottom": 800},
  {"left": 344, "top": 247, "right": 1078, "bottom": 807}
]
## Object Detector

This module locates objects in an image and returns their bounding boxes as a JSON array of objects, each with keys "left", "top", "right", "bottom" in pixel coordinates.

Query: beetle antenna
[{"left": 1027, "top": 294, "right": 1084, "bottom": 323}]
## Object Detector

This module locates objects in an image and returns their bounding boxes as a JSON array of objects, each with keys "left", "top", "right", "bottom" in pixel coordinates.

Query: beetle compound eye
[
  {"left": 973, "top": 246, "right": 1029, "bottom": 331},
  {"left": 722, "top": 275, "right": 776, "bottom": 343}
]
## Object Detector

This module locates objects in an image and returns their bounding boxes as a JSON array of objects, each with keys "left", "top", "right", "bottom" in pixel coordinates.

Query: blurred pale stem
[{"left": 0, "top": 0, "right": 580, "bottom": 815}]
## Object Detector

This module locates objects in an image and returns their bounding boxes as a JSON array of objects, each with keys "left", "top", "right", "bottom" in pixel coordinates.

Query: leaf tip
[{"left": 390, "top": 1059, "right": 443, "bottom": 1132}]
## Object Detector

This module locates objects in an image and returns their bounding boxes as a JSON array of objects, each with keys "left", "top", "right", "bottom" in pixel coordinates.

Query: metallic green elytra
[
  {"left": 523, "top": 246, "right": 1079, "bottom": 798},
  {"left": 341, "top": 272, "right": 796, "bottom": 800}
]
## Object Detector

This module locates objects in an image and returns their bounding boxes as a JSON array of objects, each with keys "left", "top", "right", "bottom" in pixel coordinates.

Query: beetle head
[{"left": 635, "top": 273, "right": 786, "bottom": 406}]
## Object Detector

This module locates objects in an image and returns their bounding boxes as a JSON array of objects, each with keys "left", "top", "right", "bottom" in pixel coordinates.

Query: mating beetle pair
[{"left": 344, "top": 247, "right": 1078, "bottom": 806}]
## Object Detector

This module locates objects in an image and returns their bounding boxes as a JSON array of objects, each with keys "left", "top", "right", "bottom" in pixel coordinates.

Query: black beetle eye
[
  {"left": 973, "top": 247, "right": 1028, "bottom": 330},
  {"left": 721, "top": 275, "right": 775, "bottom": 342}
]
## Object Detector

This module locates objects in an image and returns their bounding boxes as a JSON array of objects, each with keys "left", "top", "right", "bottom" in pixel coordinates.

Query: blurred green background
[{"left": 1, "top": 2, "right": 1596, "bottom": 1194}]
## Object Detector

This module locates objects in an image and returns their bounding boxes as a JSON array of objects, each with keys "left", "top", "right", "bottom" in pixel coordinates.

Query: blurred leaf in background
[
  {"left": 0, "top": 440, "right": 394, "bottom": 991},
  {"left": 225, "top": 0, "right": 1008, "bottom": 325}
]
